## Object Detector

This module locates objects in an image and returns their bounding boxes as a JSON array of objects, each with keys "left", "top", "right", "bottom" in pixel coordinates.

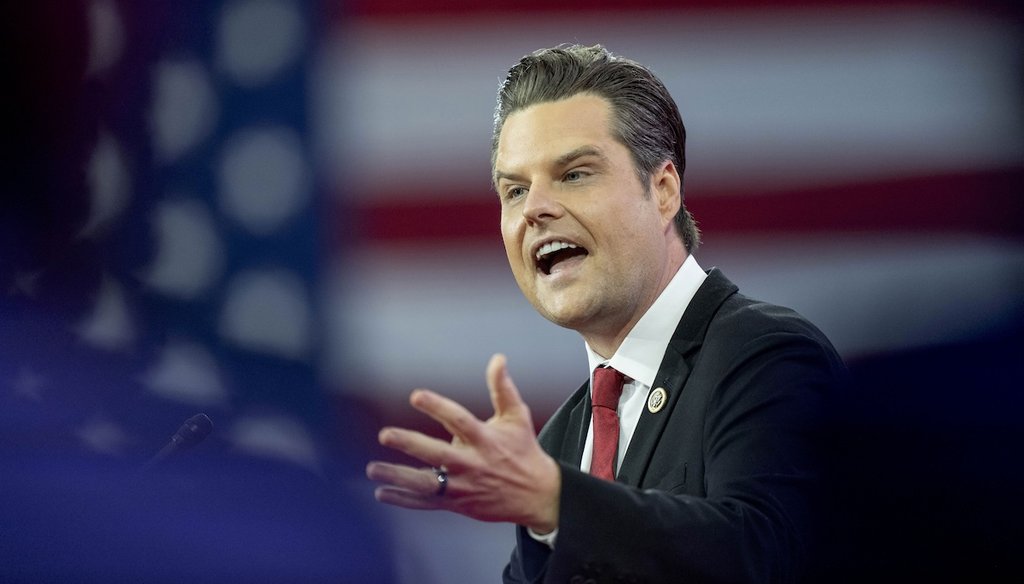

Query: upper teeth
[{"left": 536, "top": 241, "right": 578, "bottom": 261}]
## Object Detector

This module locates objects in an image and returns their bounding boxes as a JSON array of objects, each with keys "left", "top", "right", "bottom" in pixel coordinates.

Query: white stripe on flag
[
  {"left": 314, "top": 6, "right": 1023, "bottom": 199},
  {"left": 324, "top": 235, "right": 1024, "bottom": 402}
]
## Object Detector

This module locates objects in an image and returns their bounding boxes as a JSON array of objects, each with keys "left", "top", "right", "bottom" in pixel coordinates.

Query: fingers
[
  {"left": 367, "top": 462, "right": 447, "bottom": 510},
  {"left": 374, "top": 486, "right": 443, "bottom": 511},
  {"left": 378, "top": 426, "right": 457, "bottom": 468},
  {"left": 409, "top": 389, "right": 486, "bottom": 444},
  {"left": 366, "top": 462, "right": 441, "bottom": 495},
  {"left": 487, "top": 353, "right": 527, "bottom": 419},
  {"left": 368, "top": 355, "right": 556, "bottom": 526},
  {"left": 393, "top": 356, "right": 526, "bottom": 450}
]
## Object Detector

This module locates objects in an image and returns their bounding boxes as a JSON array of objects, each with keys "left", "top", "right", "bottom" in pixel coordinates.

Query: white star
[
  {"left": 77, "top": 417, "right": 132, "bottom": 456},
  {"left": 12, "top": 367, "right": 46, "bottom": 401},
  {"left": 76, "top": 275, "right": 136, "bottom": 351},
  {"left": 8, "top": 270, "right": 42, "bottom": 298}
]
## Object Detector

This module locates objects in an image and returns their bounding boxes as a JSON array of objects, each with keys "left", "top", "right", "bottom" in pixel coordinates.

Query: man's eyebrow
[
  {"left": 493, "top": 146, "right": 608, "bottom": 187},
  {"left": 493, "top": 169, "right": 522, "bottom": 186},
  {"left": 555, "top": 146, "right": 607, "bottom": 168}
]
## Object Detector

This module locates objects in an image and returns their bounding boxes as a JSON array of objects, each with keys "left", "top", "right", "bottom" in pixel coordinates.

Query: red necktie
[{"left": 590, "top": 366, "right": 625, "bottom": 481}]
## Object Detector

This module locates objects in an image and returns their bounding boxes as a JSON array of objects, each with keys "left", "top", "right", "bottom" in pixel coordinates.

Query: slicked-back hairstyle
[{"left": 492, "top": 44, "right": 700, "bottom": 252}]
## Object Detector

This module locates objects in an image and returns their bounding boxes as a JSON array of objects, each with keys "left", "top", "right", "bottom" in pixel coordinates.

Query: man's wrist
[
  {"left": 526, "top": 455, "right": 561, "bottom": 533},
  {"left": 527, "top": 526, "right": 558, "bottom": 549}
]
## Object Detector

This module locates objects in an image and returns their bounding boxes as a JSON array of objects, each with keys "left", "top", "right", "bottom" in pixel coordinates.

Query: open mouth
[{"left": 535, "top": 241, "right": 589, "bottom": 275}]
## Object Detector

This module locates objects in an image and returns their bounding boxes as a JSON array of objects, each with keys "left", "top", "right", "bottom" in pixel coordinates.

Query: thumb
[{"left": 486, "top": 353, "right": 527, "bottom": 419}]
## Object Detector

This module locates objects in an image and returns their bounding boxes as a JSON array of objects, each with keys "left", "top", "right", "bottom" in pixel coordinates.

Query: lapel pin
[{"left": 647, "top": 387, "right": 668, "bottom": 413}]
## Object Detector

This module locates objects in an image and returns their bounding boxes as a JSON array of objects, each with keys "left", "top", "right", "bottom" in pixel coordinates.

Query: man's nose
[{"left": 522, "top": 184, "right": 563, "bottom": 225}]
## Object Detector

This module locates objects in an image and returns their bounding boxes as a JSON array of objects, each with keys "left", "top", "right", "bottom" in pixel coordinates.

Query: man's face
[{"left": 494, "top": 93, "right": 681, "bottom": 347}]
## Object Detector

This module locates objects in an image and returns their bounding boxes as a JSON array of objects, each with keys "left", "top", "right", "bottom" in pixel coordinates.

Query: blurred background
[{"left": 2, "top": 0, "right": 1022, "bottom": 582}]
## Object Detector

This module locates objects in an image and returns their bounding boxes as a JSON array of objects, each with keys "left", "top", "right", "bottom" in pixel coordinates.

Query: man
[{"left": 366, "top": 44, "right": 847, "bottom": 583}]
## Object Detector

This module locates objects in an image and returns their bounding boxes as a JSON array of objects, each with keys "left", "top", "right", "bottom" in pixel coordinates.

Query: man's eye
[
  {"left": 564, "top": 170, "right": 585, "bottom": 182},
  {"left": 505, "top": 186, "right": 527, "bottom": 200}
]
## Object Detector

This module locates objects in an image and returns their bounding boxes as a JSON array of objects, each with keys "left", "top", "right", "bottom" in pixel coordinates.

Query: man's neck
[{"left": 582, "top": 249, "right": 689, "bottom": 358}]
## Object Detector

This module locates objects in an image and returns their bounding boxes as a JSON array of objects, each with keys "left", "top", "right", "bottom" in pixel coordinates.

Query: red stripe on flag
[
  {"left": 327, "top": 0, "right": 1023, "bottom": 21},
  {"left": 335, "top": 169, "right": 1024, "bottom": 247}
]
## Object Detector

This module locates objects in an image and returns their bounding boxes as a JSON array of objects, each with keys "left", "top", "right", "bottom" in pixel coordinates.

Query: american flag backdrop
[
  {"left": 1, "top": 2, "right": 392, "bottom": 582},
  {"left": 2, "top": 0, "right": 1023, "bottom": 582}
]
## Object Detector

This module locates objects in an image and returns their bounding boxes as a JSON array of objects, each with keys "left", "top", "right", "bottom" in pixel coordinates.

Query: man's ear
[{"left": 650, "top": 159, "right": 681, "bottom": 228}]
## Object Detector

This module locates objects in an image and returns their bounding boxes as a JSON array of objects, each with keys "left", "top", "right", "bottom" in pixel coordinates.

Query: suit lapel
[
  {"left": 538, "top": 382, "right": 591, "bottom": 467},
  {"left": 616, "top": 268, "right": 739, "bottom": 487},
  {"left": 563, "top": 387, "right": 590, "bottom": 466}
]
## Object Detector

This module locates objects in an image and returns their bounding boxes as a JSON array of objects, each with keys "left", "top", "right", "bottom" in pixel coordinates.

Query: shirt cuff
[{"left": 526, "top": 526, "right": 558, "bottom": 549}]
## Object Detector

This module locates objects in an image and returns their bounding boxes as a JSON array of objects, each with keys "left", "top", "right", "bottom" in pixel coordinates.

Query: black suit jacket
[{"left": 504, "top": 269, "right": 848, "bottom": 584}]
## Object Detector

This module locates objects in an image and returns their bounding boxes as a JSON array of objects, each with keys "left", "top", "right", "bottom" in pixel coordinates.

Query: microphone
[{"left": 143, "top": 413, "right": 214, "bottom": 469}]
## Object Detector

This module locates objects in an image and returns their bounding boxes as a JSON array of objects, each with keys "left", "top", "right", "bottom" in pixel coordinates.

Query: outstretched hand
[{"left": 366, "top": 354, "right": 561, "bottom": 533}]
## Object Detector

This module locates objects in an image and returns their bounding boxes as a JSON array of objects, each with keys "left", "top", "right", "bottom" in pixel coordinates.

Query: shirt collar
[{"left": 585, "top": 254, "right": 707, "bottom": 387}]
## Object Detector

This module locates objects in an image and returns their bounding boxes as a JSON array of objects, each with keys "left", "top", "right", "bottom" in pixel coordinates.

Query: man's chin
[{"left": 535, "top": 299, "right": 592, "bottom": 331}]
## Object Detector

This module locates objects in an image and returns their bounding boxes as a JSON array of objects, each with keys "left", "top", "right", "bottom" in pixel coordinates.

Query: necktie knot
[{"left": 592, "top": 366, "right": 625, "bottom": 410}]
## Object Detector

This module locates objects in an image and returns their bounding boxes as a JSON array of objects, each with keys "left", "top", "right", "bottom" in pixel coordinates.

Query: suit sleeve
[{"left": 507, "top": 330, "right": 845, "bottom": 584}]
